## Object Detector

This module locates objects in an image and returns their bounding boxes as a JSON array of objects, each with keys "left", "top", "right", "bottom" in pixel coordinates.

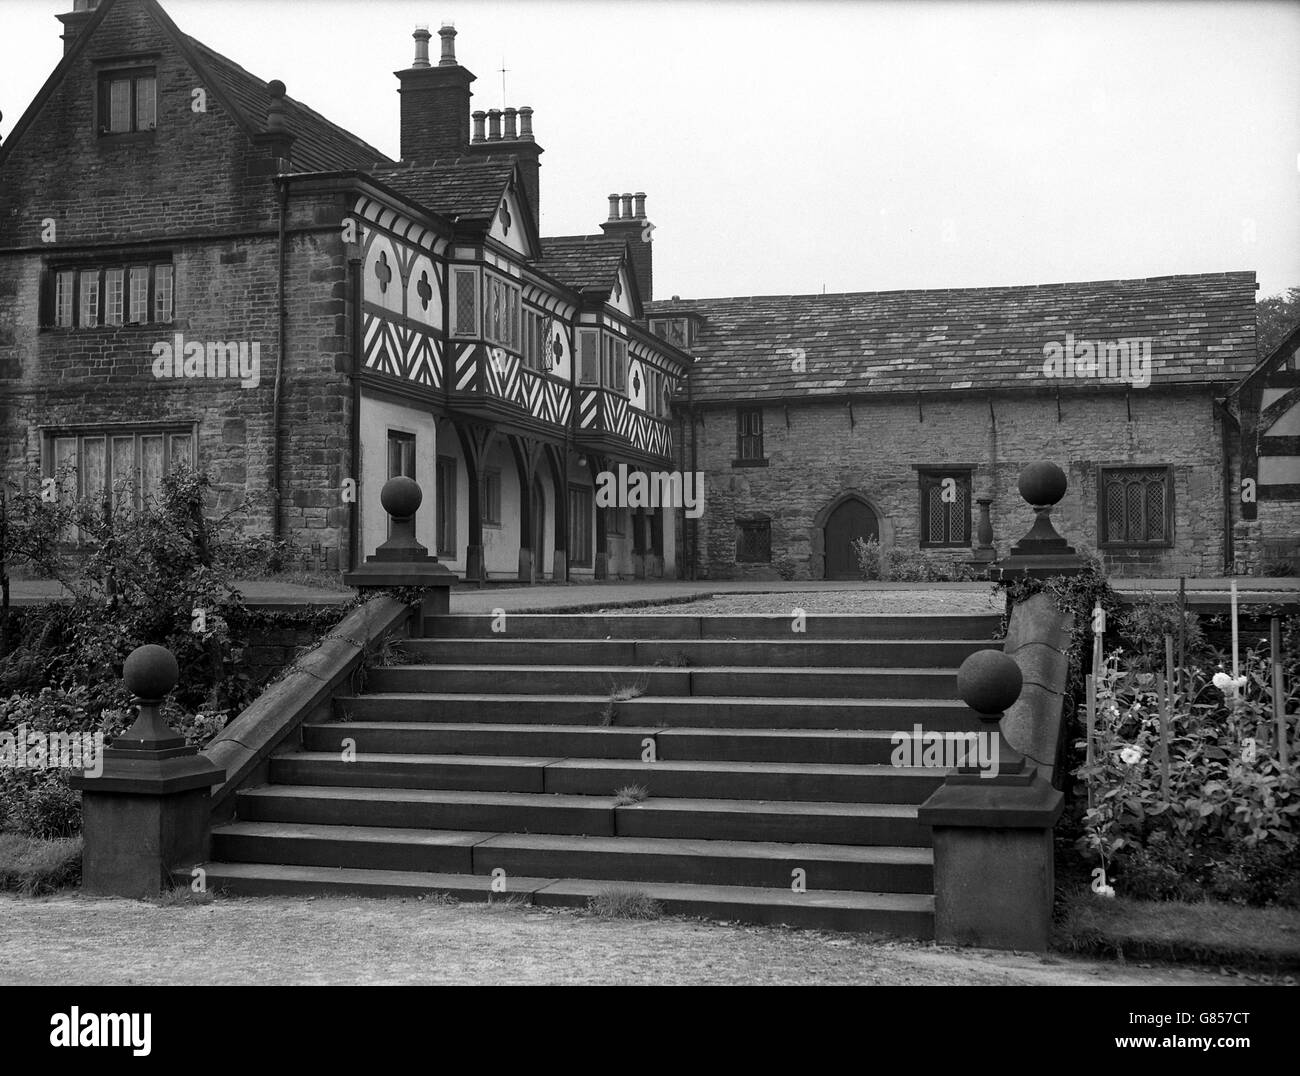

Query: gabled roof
[
  {"left": 1227, "top": 319, "right": 1300, "bottom": 402},
  {"left": 183, "top": 36, "right": 394, "bottom": 173},
  {"left": 369, "top": 157, "right": 521, "bottom": 227},
  {"left": 0, "top": 0, "right": 393, "bottom": 175},
  {"left": 536, "top": 234, "right": 636, "bottom": 307},
  {"left": 647, "top": 271, "right": 1258, "bottom": 404}
]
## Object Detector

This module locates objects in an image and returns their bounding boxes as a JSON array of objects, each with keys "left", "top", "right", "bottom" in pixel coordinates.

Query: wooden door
[{"left": 824, "top": 499, "right": 878, "bottom": 579}]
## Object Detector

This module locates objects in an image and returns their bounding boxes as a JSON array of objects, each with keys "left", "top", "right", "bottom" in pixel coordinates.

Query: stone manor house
[{"left": 1, "top": 0, "right": 1297, "bottom": 583}]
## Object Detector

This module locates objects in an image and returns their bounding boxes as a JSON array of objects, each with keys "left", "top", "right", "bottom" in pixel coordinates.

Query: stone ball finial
[
  {"left": 380, "top": 475, "right": 422, "bottom": 519},
  {"left": 956, "top": 649, "right": 1023, "bottom": 717},
  {"left": 123, "top": 644, "right": 179, "bottom": 700},
  {"left": 1018, "top": 461, "right": 1067, "bottom": 507},
  {"left": 267, "top": 79, "right": 287, "bottom": 100}
]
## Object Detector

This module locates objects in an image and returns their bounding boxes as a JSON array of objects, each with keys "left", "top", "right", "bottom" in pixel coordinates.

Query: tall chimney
[
  {"left": 396, "top": 21, "right": 475, "bottom": 162},
  {"left": 600, "top": 191, "right": 653, "bottom": 302},
  {"left": 467, "top": 104, "right": 544, "bottom": 226},
  {"left": 57, "top": 0, "right": 100, "bottom": 56}
]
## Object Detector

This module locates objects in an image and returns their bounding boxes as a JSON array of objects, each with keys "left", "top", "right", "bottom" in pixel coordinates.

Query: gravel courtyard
[{"left": 0, "top": 894, "right": 1252, "bottom": 987}]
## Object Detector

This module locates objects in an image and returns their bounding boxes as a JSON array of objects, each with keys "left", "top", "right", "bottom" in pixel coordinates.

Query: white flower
[
  {"left": 1096, "top": 884, "right": 1116, "bottom": 899},
  {"left": 1213, "top": 671, "right": 1247, "bottom": 693},
  {"left": 1119, "top": 746, "right": 1142, "bottom": 766}
]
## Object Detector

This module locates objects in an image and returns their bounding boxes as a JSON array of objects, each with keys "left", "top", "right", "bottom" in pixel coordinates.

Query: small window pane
[
  {"left": 105, "top": 269, "right": 124, "bottom": 325},
  {"left": 78, "top": 271, "right": 100, "bottom": 327},
  {"left": 169, "top": 433, "right": 193, "bottom": 470},
  {"left": 135, "top": 76, "right": 156, "bottom": 130},
  {"left": 112, "top": 436, "right": 136, "bottom": 509},
  {"left": 55, "top": 271, "right": 76, "bottom": 327},
  {"left": 82, "top": 438, "right": 107, "bottom": 505},
  {"left": 154, "top": 265, "right": 173, "bottom": 322},
  {"left": 129, "top": 266, "right": 149, "bottom": 323},
  {"left": 109, "top": 79, "right": 131, "bottom": 132},
  {"left": 140, "top": 435, "right": 164, "bottom": 500}
]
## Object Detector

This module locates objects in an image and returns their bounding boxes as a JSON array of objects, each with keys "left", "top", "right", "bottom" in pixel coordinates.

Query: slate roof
[
  {"left": 536, "top": 235, "right": 628, "bottom": 296},
  {"left": 646, "top": 272, "right": 1259, "bottom": 404},
  {"left": 368, "top": 158, "right": 519, "bottom": 225},
  {"left": 185, "top": 37, "right": 394, "bottom": 173}
]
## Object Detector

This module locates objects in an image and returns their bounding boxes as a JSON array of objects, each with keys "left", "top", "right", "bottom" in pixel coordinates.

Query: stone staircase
[{"left": 195, "top": 611, "right": 1003, "bottom": 935}]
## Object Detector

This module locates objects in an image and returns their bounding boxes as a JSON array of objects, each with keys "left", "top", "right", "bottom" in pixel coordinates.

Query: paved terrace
[{"left": 6, "top": 576, "right": 1298, "bottom": 613}]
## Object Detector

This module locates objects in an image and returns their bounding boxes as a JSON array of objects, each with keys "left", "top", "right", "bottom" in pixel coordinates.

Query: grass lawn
[
  {"left": 1056, "top": 887, "right": 1300, "bottom": 972},
  {"left": 0, "top": 834, "right": 81, "bottom": 895},
  {"left": 0, "top": 892, "right": 1259, "bottom": 986}
]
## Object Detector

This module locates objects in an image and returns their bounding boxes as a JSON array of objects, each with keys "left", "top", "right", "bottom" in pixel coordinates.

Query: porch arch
[{"left": 810, "top": 489, "right": 893, "bottom": 580}]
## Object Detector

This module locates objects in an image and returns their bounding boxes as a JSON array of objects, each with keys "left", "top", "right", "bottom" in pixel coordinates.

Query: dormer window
[
  {"left": 649, "top": 317, "right": 692, "bottom": 348},
  {"left": 98, "top": 67, "right": 156, "bottom": 135}
]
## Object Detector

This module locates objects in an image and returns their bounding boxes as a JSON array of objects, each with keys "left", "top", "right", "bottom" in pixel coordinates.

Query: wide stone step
[
  {"left": 363, "top": 664, "right": 957, "bottom": 699},
  {"left": 398, "top": 638, "right": 993, "bottom": 668},
  {"left": 423, "top": 613, "right": 1000, "bottom": 642},
  {"left": 334, "top": 693, "right": 977, "bottom": 731},
  {"left": 235, "top": 785, "right": 928, "bottom": 845},
  {"left": 304, "top": 722, "right": 938, "bottom": 764},
  {"left": 269, "top": 752, "right": 946, "bottom": 804},
  {"left": 210, "top": 822, "right": 933, "bottom": 892},
  {"left": 188, "top": 861, "right": 934, "bottom": 934}
]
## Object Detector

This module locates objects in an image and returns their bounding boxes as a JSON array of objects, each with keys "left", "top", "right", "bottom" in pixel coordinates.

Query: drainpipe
[
  {"left": 348, "top": 244, "right": 362, "bottom": 570},
  {"left": 270, "top": 177, "right": 289, "bottom": 541},
  {"left": 686, "top": 373, "right": 697, "bottom": 580}
]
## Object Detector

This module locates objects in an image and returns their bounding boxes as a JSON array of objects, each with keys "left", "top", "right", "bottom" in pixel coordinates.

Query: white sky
[{"left": 2, "top": 0, "right": 1298, "bottom": 302}]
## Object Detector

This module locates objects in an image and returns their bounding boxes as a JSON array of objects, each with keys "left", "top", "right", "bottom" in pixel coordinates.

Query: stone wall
[{"left": 685, "top": 388, "right": 1232, "bottom": 580}]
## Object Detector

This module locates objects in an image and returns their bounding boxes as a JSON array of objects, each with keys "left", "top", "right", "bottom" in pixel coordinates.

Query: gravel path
[
  {"left": 0, "top": 894, "right": 1246, "bottom": 986},
  {"left": 615, "top": 589, "right": 1005, "bottom": 616}
]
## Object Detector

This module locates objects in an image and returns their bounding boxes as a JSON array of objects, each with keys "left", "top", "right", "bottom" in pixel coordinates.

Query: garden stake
[
  {"left": 1160, "top": 634, "right": 1173, "bottom": 803},
  {"left": 1085, "top": 672, "right": 1096, "bottom": 811},
  {"left": 1274, "top": 617, "right": 1288, "bottom": 769},
  {"left": 1177, "top": 575, "right": 1186, "bottom": 695},
  {"left": 1230, "top": 578, "right": 1240, "bottom": 713}
]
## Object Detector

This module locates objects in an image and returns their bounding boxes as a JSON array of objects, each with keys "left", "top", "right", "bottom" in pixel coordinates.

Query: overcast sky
[{"left": 3, "top": 0, "right": 1298, "bottom": 302}]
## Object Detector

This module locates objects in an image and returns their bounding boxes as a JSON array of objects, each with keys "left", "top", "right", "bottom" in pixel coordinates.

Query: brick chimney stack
[
  {"left": 600, "top": 191, "right": 653, "bottom": 302},
  {"left": 467, "top": 98, "right": 543, "bottom": 226},
  {"left": 57, "top": 0, "right": 100, "bottom": 55},
  {"left": 397, "top": 22, "right": 475, "bottom": 162}
]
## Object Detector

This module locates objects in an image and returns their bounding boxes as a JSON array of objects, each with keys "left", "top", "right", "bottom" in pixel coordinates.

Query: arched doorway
[{"left": 823, "top": 497, "right": 879, "bottom": 579}]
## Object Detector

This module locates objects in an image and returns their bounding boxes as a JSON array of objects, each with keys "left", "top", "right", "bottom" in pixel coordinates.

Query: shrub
[
  {"left": 853, "top": 537, "right": 977, "bottom": 582},
  {"left": 587, "top": 887, "right": 663, "bottom": 920},
  {"left": 0, "top": 833, "right": 82, "bottom": 895}
]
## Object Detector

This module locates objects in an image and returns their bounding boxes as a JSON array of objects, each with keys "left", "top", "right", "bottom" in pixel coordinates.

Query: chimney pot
[
  {"left": 503, "top": 107, "right": 518, "bottom": 140},
  {"left": 518, "top": 106, "right": 534, "bottom": 141},
  {"left": 633, "top": 192, "right": 647, "bottom": 219},
  {"left": 471, "top": 110, "right": 487, "bottom": 143},
  {"left": 487, "top": 108, "right": 502, "bottom": 141},
  {"left": 620, "top": 193, "right": 634, "bottom": 220},
  {"left": 438, "top": 23, "right": 458, "bottom": 66},
  {"left": 607, "top": 194, "right": 620, "bottom": 221},
  {"left": 411, "top": 25, "right": 432, "bottom": 68}
]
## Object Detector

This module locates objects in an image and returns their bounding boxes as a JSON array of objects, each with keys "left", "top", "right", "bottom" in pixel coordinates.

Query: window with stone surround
[
  {"left": 736, "top": 516, "right": 771, "bottom": 563},
  {"left": 45, "top": 426, "right": 194, "bottom": 539},
  {"left": 918, "top": 469, "right": 972, "bottom": 547},
  {"left": 43, "top": 261, "right": 172, "bottom": 329},
  {"left": 736, "top": 407, "right": 765, "bottom": 464},
  {"left": 98, "top": 67, "right": 157, "bottom": 136},
  {"left": 1099, "top": 466, "right": 1173, "bottom": 547}
]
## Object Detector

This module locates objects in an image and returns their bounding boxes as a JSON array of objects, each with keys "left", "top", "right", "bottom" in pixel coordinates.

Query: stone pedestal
[
  {"left": 916, "top": 648, "right": 1064, "bottom": 951},
  {"left": 989, "top": 462, "right": 1088, "bottom": 581},
  {"left": 69, "top": 645, "right": 224, "bottom": 898},
  {"left": 343, "top": 477, "right": 453, "bottom": 637}
]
